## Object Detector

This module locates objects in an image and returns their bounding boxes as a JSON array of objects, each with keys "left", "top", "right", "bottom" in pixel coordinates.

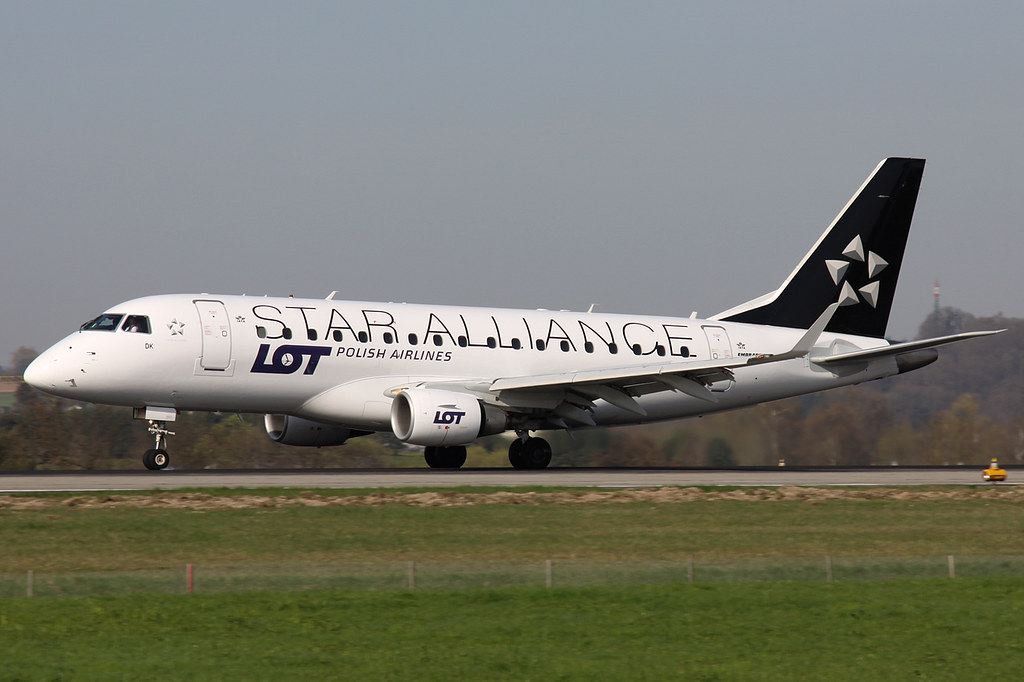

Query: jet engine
[
  {"left": 390, "top": 388, "right": 506, "bottom": 446},
  {"left": 264, "top": 414, "right": 356, "bottom": 447}
]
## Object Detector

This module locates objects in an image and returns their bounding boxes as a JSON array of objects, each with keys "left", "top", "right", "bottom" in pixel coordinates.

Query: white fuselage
[{"left": 27, "top": 293, "right": 896, "bottom": 432}]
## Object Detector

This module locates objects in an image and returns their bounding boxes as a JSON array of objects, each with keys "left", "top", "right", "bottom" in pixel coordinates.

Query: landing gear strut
[
  {"left": 424, "top": 445, "right": 468, "bottom": 469},
  {"left": 143, "top": 420, "right": 174, "bottom": 471},
  {"left": 508, "top": 436, "right": 552, "bottom": 470}
]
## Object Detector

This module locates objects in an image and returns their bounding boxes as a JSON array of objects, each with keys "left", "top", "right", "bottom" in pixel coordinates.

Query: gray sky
[{"left": 3, "top": 2, "right": 1021, "bottom": 367}]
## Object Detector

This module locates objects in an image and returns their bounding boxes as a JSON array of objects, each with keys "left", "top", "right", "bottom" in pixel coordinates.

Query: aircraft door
[
  {"left": 194, "top": 300, "right": 232, "bottom": 370},
  {"left": 702, "top": 325, "right": 733, "bottom": 360}
]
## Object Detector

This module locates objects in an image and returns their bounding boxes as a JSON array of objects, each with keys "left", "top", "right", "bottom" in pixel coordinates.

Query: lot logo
[
  {"left": 433, "top": 409, "right": 467, "bottom": 426},
  {"left": 251, "top": 344, "right": 331, "bottom": 375}
]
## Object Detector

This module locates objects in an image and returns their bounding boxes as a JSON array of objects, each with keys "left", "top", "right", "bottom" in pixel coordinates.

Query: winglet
[{"left": 746, "top": 302, "right": 840, "bottom": 366}]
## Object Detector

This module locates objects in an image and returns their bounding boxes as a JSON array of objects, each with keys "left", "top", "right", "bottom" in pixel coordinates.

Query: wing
[
  {"left": 417, "top": 354, "right": 743, "bottom": 425},
  {"left": 422, "top": 304, "right": 842, "bottom": 428},
  {"left": 416, "top": 306, "right": 1002, "bottom": 430}
]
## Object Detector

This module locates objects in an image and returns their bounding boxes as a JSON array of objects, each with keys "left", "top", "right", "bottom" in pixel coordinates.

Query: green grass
[
  {"left": 3, "top": 489, "right": 1024, "bottom": 573},
  {"left": 4, "top": 488, "right": 1024, "bottom": 679},
  {"left": 3, "top": 579, "right": 1024, "bottom": 680}
]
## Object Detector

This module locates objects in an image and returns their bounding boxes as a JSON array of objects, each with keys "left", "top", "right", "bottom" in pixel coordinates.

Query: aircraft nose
[{"left": 23, "top": 353, "right": 55, "bottom": 390}]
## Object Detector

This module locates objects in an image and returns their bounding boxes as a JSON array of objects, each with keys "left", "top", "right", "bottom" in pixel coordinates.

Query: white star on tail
[{"left": 828, "top": 237, "right": 889, "bottom": 308}]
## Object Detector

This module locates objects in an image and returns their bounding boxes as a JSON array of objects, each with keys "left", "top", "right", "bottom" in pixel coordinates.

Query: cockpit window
[
  {"left": 122, "top": 315, "right": 151, "bottom": 334},
  {"left": 80, "top": 313, "right": 124, "bottom": 332}
]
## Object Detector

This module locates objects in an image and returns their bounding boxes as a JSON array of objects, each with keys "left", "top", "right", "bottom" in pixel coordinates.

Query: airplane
[{"left": 24, "top": 158, "right": 1001, "bottom": 470}]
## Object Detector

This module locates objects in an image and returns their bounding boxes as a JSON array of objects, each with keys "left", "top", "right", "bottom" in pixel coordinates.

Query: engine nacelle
[
  {"left": 264, "top": 415, "right": 355, "bottom": 447},
  {"left": 390, "top": 388, "right": 506, "bottom": 446}
]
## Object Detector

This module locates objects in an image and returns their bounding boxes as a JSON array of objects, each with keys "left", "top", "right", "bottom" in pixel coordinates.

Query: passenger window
[
  {"left": 80, "top": 314, "right": 124, "bottom": 332},
  {"left": 122, "top": 315, "right": 151, "bottom": 334}
]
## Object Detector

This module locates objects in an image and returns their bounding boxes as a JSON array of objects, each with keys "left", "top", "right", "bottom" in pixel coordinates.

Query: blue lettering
[
  {"left": 251, "top": 344, "right": 331, "bottom": 375},
  {"left": 433, "top": 410, "right": 467, "bottom": 425}
]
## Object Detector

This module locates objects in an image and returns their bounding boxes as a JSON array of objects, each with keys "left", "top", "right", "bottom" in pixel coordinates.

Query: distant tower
[{"left": 933, "top": 280, "right": 940, "bottom": 314}]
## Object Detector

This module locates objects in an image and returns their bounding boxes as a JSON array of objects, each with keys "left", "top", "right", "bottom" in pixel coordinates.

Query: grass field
[
  {"left": 4, "top": 486, "right": 1024, "bottom": 679},
  {"left": 3, "top": 487, "right": 1024, "bottom": 572},
  {"left": 3, "top": 579, "right": 1024, "bottom": 680}
]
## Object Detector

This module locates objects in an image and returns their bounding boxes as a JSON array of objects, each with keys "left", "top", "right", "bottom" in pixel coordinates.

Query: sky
[{"left": 2, "top": 2, "right": 1021, "bottom": 367}]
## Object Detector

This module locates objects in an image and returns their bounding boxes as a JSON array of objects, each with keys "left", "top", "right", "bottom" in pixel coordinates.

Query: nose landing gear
[{"left": 143, "top": 420, "right": 174, "bottom": 470}]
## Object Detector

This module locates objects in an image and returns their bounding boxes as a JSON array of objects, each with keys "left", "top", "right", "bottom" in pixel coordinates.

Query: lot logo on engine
[
  {"left": 433, "top": 409, "right": 467, "bottom": 425},
  {"left": 251, "top": 344, "right": 331, "bottom": 375}
]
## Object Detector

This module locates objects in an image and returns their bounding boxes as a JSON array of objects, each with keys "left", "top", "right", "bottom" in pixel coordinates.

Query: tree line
[{"left": 1, "top": 308, "right": 1019, "bottom": 469}]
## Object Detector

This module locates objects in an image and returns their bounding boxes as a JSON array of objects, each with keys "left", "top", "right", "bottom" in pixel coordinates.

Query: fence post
[
  {"left": 948, "top": 555, "right": 956, "bottom": 579},
  {"left": 545, "top": 559, "right": 553, "bottom": 588},
  {"left": 408, "top": 561, "right": 416, "bottom": 590},
  {"left": 27, "top": 570, "right": 33, "bottom": 598},
  {"left": 186, "top": 564, "right": 194, "bottom": 594},
  {"left": 825, "top": 556, "right": 833, "bottom": 582}
]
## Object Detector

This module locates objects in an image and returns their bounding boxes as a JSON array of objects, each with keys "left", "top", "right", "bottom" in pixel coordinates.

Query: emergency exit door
[{"left": 702, "top": 325, "right": 733, "bottom": 360}]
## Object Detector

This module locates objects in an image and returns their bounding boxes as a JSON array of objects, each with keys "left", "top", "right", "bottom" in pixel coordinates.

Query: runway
[{"left": 0, "top": 467, "right": 1009, "bottom": 493}]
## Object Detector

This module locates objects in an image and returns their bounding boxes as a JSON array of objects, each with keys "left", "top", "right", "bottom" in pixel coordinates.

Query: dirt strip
[{"left": 2, "top": 486, "right": 1023, "bottom": 510}]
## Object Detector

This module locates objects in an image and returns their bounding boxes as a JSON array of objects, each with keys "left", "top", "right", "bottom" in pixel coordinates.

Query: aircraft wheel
[
  {"left": 508, "top": 439, "right": 526, "bottom": 469},
  {"left": 522, "top": 437, "right": 552, "bottom": 469},
  {"left": 424, "top": 445, "right": 467, "bottom": 469},
  {"left": 143, "top": 448, "right": 170, "bottom": 471},
  {"left": 152, "top": 449, "right": 169, "bottom": 469},
  {"left": 510, "top": 437, "right": 551, "bottom": 469}
]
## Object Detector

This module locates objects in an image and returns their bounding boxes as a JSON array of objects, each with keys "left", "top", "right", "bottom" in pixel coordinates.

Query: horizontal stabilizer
[{"left": 812, "top": 330, "right": 1004, "bottom": 366}]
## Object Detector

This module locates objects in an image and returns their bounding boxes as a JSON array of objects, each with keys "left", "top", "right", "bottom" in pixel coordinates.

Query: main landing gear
[
  {"left": 143, "top": 420, "right": 174, "bottom": 471},
  {"left": 422, "top": 435, "right": 553, "bottom": 469},
  {"left": 424, "top": 445, "right": 468, "bottom": 469},
  {"left": 508, "top": 436, "right": 552, "bottom": 470}
]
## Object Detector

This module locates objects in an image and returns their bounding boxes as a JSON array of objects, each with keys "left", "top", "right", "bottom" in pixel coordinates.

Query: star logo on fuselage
[
  {"left": 168, "top": 319, "right": 186, "bottom": 336},
  {"left": 825, "top": 235, "right": 888, "bottom": 308}
]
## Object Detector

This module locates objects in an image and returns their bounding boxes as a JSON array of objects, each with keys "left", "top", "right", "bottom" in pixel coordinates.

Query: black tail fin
[{"left": 714, "top": 157, "right": 925, "bottom": 338}]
